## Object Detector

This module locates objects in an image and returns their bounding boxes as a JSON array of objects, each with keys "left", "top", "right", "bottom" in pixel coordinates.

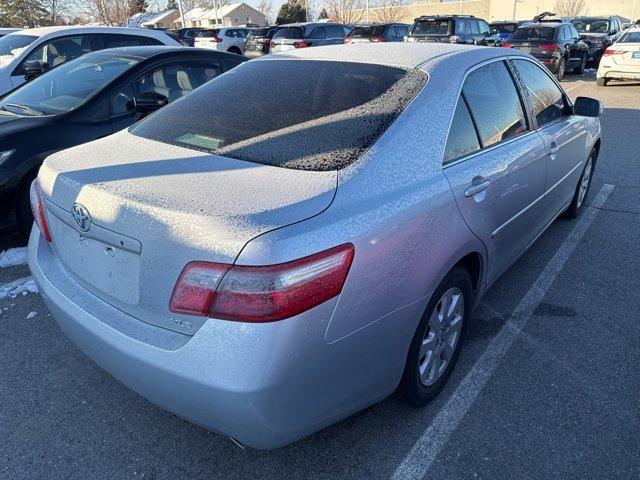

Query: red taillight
[
  {"left": 540, "top": 43, "right": 559, "bottom": 52},
  {"left": 501, "top": 42, "right": 512, "bottom": 48},
  {"left": 603, "top": 49, "right": 625, "bottom": 56},
  {"left": 343, "top": 36, "right": 352, "bottom": 43},
  {"left": 209, "top": 37, "right": 222, "bottom": 43},
  {"left": 170, "top": 244, "right": 355, "bottom": 322},
  {"left": 29, "top": 180, "right": 52, "bottom": 243},
  {"left": 293, "top": 41, "right": 309, "bottom": 48},
  {"left": 269, "top": 40, "right": 276, "bottom": 48},
  {"left": 369, "top": 35, "right": 385, "bottom": 42}
]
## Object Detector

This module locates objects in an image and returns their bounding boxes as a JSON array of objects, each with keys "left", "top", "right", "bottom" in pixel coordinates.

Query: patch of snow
[
  {"left": 0, "top": 247, "right": 28, "bottom": 268},
  {"left": 0, "top": 276, "right": 39, "bottom": 300},
  {"left": 26, "top": 310, "right": 38, "bottom": 319}
]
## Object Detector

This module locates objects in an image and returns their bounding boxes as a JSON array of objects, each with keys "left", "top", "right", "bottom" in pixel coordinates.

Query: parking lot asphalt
[{"left": 1, "top": 71, "right": 639, "bottom": 480}]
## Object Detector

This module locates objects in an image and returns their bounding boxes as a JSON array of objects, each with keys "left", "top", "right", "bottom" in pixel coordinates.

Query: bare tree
[
  {"left": 41, "top": 0, "right": 70, "bottom": 24},
  {"left": 70, "top": 0, "right": 137, "bottom": 25},
  {"left": 324, "top": 0, "right": 362, "bottom": 24},
  {"left": 372, "top": 0, "right": 405, "bottom": 23},
  {"left": 554, "top": 0, "right": 588, "bottom": 17},
  {"left": 257, "top": 0, "right": 273, "bottom": 22}
]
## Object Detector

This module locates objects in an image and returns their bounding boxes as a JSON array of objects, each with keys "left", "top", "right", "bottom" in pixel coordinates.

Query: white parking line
[
  {"left": 565, "top": 80, "right": 586, "bottom": 93},
  {"left": 392, "top": 184, "right": 614, "bottom": 480}
]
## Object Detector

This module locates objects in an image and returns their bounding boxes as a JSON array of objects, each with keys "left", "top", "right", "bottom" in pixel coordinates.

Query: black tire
[
  {"left": 564, "top": 150, "right": 596, "bottom": 219},
  {"left": 573, "top": 53, "right": 586, "bottom": 74},
  {"left": 15, "top": 175, "right": 36, "bottom": 236},
  {"left": 400, "top": 265, "right": 473, "bottom": 407},
  {"left": 556, "top": 57, "right": 566, "bottom": 81},
  {"left": 596, "top": 78, "right": 609, "bottom": 87},
  {"left": 227, "top": 47, "right": 242, "bottom": 55}
]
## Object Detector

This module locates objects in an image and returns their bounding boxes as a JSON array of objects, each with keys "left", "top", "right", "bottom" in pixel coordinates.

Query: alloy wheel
[
  {"left": 419, "top": 287, "right": 464, "bottom": 386},
  {"left": 577, "top": 158, "right": 593, "bottom": 208}
]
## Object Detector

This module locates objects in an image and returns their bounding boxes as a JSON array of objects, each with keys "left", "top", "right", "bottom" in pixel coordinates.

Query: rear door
[
  {"left": 512, "top": 58, "right": 587, "bottom": 215},
  {"left": 443, "top": 60, "right": 548, "bottom": 283}
]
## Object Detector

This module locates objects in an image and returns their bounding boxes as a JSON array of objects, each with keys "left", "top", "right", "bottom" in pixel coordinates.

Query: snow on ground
[
  {"left": 26, "top": 311, "right": 38, "bottom": 319},
  {"left": 0, "top": 276, "right": 39, "bottom": 300},
  {"left": 0, "top": 247, "right": 28, "bottom": 268}
]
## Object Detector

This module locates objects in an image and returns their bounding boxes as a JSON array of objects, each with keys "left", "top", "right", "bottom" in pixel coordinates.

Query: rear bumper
[
  {"left": 28, "top": 228, "right": 417, "bottom": 448},
  {"left": 597, "top": 63, "right": 640, "bottom": 80},
  {"left": 244, "top": 48, "right": 267, "bottom": 59}
]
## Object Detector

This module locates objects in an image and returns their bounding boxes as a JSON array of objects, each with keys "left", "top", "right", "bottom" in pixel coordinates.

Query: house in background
[
  {"left": 174, "top": 3, "right": 267, "bottom": 28},
  {"left": 125, "top": 9, "right": 180, "bottom": 29}
]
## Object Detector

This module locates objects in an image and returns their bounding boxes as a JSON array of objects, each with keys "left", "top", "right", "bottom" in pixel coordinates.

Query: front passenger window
[
  {"left": 20, "top": 35, "right": 91, "bottom": 72},
  {"left": 462, "top": 61, "right": 528, "bottom": 148},
  {"left": 512, "top": 59, "right": 568, "bottom": 127}
]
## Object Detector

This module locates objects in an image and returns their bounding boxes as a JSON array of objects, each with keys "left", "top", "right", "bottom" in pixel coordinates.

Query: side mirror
[
  {"left": 23, "top": 61, "right": 50, "bottom": 81},
  {"left": 574, "top": 96, "right": 603, "bottom": 117},
  {"left": 134, "top": 92, "right": 169, "bottom": 113}
]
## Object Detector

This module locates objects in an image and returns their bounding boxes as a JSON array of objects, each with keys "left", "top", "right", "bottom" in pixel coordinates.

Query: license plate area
[{"left": 632, "top": 51, "right": 640, "bottom": 59}]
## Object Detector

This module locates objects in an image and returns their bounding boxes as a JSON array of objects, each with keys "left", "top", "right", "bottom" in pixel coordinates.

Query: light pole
[
  {"left": 177, "top": 0, "right": 186, "bottom": 27},
  {"left": 459, "top": 0, "right": 463, "bottom": 15},
  {"left": 366, "top": 0, "right": 370, "bottom": 22},
  {"left": 633, "top": 0, "right": 637, "bottom": 20}
]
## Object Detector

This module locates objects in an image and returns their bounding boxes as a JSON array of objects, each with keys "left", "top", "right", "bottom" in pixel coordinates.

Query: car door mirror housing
[
  {"left": 134, "top": 92, "right": 169, "bottom": 113},
  {"left": 573, "top": 96, "right": 603, "bottom": 117},
  {"left": 24, "top": 61, "right": 50, "bottom": 81}
]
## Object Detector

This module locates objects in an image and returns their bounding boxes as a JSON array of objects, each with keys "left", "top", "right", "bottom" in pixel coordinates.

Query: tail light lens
[
  {"left": 210, "top": 37, "right": 222, "bottom": 43},
  {"left": 343, "top": 36, "right": 352, "bottom": 43},
  {"left": 449, "top": 35, "right": 461, "bottom": 44},
  {"left": 29, "top": 180, "right": 52, "bottom": 243},
  {"left": 603, "top": 49, "right": 625, "bottom": 56},
  {"left": 501, "top": 42, "right": 512, "bottom": 48},
  {"left": 170, "top": 244, "right": 355, "bottom": 322},
  {"left": 369, "top": 36, "right": 385, "bottom": 42},
  {"left": 269, "top": 40, "right": 276, "bottom": 48},
  {"left": 293, "top": 41, "right": 309, "bottom": 48},
  {"left": 540, "top": 43, "right": 559, "bottom": 52}
]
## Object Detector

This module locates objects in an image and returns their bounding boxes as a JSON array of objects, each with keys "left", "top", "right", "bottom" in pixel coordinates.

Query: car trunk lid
[
  {"left": 606, "top": 42, "right": 640, "bottom": 66},
  {"left": 37, "top": 130, "right": 337, "bottom": 334}
]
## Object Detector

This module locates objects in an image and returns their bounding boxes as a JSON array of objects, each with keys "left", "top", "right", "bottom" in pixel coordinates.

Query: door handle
[
  {"left": 548, "top": 142, "right": 560, "bottom": 156},
  {"left": 464, "top": 178, "right": 491, "bottom": 198}
]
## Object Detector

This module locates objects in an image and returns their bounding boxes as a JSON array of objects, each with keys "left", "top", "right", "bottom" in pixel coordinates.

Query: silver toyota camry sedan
[{"left": 28, "top": 43, "right": 602, "bottom": 449}]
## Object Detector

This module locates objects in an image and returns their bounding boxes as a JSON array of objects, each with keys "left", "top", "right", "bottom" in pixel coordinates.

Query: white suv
[
  {"left": 0, "top": 26, "right": 180, "bottom": 96},
  {"left": 194, "top": 27, "right": 250, "bottom": 55}
]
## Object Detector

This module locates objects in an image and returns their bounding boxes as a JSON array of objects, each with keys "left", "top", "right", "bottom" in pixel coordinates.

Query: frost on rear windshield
[{"left": 130, "top": 60, "right": 428, "bottom": 171}]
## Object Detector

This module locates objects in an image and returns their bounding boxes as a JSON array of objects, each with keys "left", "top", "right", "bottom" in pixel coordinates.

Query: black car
[
  {"left": 169, "top": 27, "right": 206, "bottom": 47},
  {"left": 502, "top": 21, "right": 588, "bottom": 80},
  {"left": 343, "top": 23, "right": 410, "bottom": 43},
  {"left": 571, "top": 16, "right": 624, "bottom": 66},
  {"left": 244, "top": 26, "right": 277, "bottom": 58},
  {"left": 0, "top": 46, "right": 245, "bottom": 234},
  {"left": 406, "top": 15, "right": 491, "bottom": 45}
]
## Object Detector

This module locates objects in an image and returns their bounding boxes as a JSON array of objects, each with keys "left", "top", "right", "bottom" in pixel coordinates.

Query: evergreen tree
[
  {"left": 129, "top": 0, "right": 148, "bottom": 14},
  {"left": 275, "top": 0, "right": 306, "bottom": 24},
  {"left": 166, "top": 0, "right": 179, "bottom": 10},
  {"left": 318, "top": 7, "right": 328, "bottom": 19},
  {"left": 0, "top": 0, "right": 48, "bottom": 27}
]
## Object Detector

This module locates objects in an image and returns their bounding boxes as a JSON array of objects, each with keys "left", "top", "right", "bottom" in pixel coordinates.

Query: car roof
[
  {"left": 262, "top": 43, "right": 525, "bottom": 69},
  {"left": 12, "top": 25, "right": 170, "bottom": 38},
  {"left": 80, "top": 45, "right": 239, "bottom": 60},
  {"left": 279, "top": 22, "right": 343, "bottom": 27}
]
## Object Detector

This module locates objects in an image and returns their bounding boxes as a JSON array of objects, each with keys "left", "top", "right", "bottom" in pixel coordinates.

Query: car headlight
[{"left": 0, "top": 149, "right": 14, "bottom": 166}]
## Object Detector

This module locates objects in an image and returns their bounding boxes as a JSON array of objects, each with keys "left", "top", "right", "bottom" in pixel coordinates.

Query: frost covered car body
[{"left": 29, "top": 44, "right": 602, "bottom": 449}]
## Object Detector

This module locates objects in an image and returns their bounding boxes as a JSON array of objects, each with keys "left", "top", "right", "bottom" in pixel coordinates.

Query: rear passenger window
[
  {"left": 444, "top": 98, "right": 480, "bottom": 164},
  {"left": 455, "top": 19, "right": 468, "bottom": 35},
  {"left": 102, "top": 34, "right": 149, "bottom": 48},
  {"left": 512, "top": 59, "right": 568, "bottom": 127},
  {"left": 469, "top": 20, "right": 480, "bottom": 35},
  {"left": 309, "top": 27, "right": 326, "bottom": 39},
  {"left": 462, "top": 61, "right": 528, "bottom": 148},
  {"left": 326, "top": 26, "right": 344, "bottom": 38}
]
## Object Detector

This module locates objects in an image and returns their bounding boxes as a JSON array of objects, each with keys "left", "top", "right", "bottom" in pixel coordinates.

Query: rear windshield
[
  {"left": 510, "top": 26, "right": 556, "bottom": 41},
  {"left": 619, "top": 31, "right": 640, "bottom": 43},
  {"left": 197, "top": 29, "right": 219, "bottom": 37},
  {"left": 351, "top": 26, "right": 384, "bottom": 37},
  {"left": 491, "top": 23, "right": 517, "bottom": 35},
  {"left": 572, "top": 19, "right": 609, "bottom": 33},
  {"left": 411, "top": 20, "right": 450, "bottom": 35},
  {"left": 248, "top": 27, "right": 271, "bottom": 37},
  {"left": 273, "top": 27, "right": 305, "bottom": 39},
  {"left": 131, "top": 60, "right": 427, "bottom": 171}
]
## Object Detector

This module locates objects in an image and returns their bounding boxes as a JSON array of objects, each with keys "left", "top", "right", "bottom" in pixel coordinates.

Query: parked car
[
  {"left": 0, "top": 28, "right": 19, "bottom": 39},
  {"left": 343, "top": 23, "right": 410, "bottom": 43},
  {"left": 28, "top": 43, "right": 602, "bottom": 449},
  {"left": 0, "top": 46, "right": 244, "bottom": 233},
  {"left": 502, "top": 20, "right": 588, "bottom": 80},
  {"left": 169, "top": 27, "right": 206, "bottom": 47},
  {"left": 596, "top": 27, "right": 640, "bottom": 86},
  {"left": 194, "top": 27, "right": 250, "bottom": 55},
  {"left": 571, "top": 16, "right": 624, "bottom": 67},
  {"left": 406, "top": 15, "right": 492, "bottom": 45},
  {"left": 0, "top": 26, "right": 180, "bottom": 96},
  {"left": 244, "top": 26, "right": 277, "bottom": 58},
  {"left": 269, "top": 23, "right": 350, "bottom": 52},
  {"left": 489, "top": 20, "right": 529, "bottom": 44}
]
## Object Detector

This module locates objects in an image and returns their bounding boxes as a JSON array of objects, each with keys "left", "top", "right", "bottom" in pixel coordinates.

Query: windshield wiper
[{"left": 4, "top": 102, "right": 47, "bottom": 116}]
